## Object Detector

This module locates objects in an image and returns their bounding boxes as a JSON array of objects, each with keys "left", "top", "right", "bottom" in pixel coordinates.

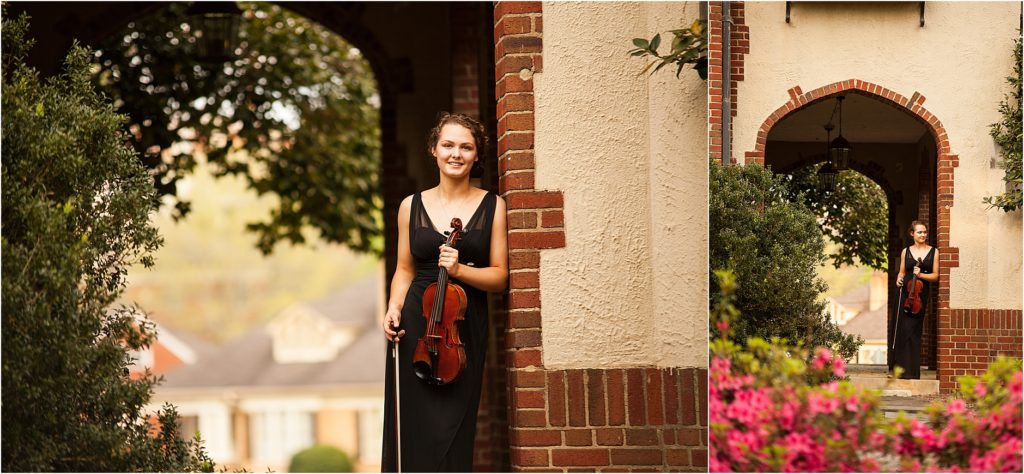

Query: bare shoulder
[
  {"left": 399, "top": 194, "right": 414, "bottom": 211},
  {"left": 397, "top": 194, "right": 414, "bottom": 221}
]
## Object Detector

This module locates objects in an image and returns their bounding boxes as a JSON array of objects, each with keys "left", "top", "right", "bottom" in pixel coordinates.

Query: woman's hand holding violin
[{"left": 439, "top": 244, "right": 460, "bottom": 277}]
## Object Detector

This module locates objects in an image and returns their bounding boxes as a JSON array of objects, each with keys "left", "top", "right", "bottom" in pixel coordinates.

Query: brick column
[
  {"left": 916, "top": 152, "right": 939, "bottom": 370},
  {"left": 708, "top": 1, "right": 749, "bottom": 164},
  {"left": 495, "top": 3, "right": 707, "bottom": 471},
  {"left": 452, "top": 5, "right": 482, "bottom": 117}
]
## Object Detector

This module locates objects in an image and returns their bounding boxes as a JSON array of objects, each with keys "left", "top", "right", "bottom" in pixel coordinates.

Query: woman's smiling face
[
  {"left": 911, "top": 224, "right": 928, "bottom": 244},
  {"left": 432, "top": 123, "right": 478, "bottom": 179}
]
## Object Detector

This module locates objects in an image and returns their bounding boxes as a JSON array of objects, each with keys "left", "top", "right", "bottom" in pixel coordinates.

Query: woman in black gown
[
  {"left": 893, "top": 220, "right": 939, "bottom": 380},
  {"left": 380, "top": 113, "right": 508, "bottom": 472}
]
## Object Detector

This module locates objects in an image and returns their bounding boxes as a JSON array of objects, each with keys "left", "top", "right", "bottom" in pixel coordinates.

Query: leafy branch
[
  {"left": 984, "top": 34, "right": 1022, "bottom": 212},
  {"left": 628, "top": 19, "right": 707, "bottom": 80}
]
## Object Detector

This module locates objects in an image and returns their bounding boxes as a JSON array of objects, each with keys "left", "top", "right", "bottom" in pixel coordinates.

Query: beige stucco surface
[
  {"left": 734, "top": 2, "right": 1022, "bottom": 309},
  {"left": 533, "top": 2, "right": 708, "bottom": 369}
]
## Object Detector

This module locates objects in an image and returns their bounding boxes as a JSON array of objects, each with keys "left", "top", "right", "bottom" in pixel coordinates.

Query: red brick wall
[
  {"left": 938, "top": 309, "right": 1024, "bottom": 389},
  {"left": 728, "top": 2, "right": 748, "bottom": 121},
  {"left": 510, "top": 368, "right": 708, "bottom": 471},
  {"left": 916, "top": 157, "right": 938, "bottom": 369},
  {"left": 707, "top": 1, "right": 748, "bottom": 163},
  {"left": 494, "top": 2, "right": 707, "bottom": 471},
  {"left": 452, "top": 5, "right": 481, "bottom": 116},
  {"left": 707, "top": 3, "right": 725, "bottom": 162}
]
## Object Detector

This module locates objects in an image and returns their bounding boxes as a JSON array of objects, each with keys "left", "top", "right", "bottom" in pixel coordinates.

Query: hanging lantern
[
  {"left": 829, "top": 95, "right": 852, "bottom": 171},
  {"left": 187, "top": 2, "right": 243, "bottom": 64},
  {"left": 817, "top": 161, "right": 837, "bottom": 191}
]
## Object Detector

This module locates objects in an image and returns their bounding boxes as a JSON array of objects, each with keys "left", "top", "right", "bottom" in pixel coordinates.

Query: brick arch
[{"left": 748, "top": 79, "right": 962, "bottom": 392}]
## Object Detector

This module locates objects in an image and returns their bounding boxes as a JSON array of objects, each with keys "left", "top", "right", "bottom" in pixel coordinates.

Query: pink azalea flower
[
  {"left": 832, "top": 356, "right": 846, "bottom": 377},
  {"left": 811, "top": 347, "right": 833, "bottom": 371},
  {"left": 845, "top": 394, "right": 860, "bottom": 413},
  {"left": 1010, "top": 371, "right": 1022, "bottom": 401}
]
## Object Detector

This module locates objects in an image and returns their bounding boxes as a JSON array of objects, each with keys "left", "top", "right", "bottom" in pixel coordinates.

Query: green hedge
[{"left": 288, "top": 445, "right": 353, "bottom": 473}]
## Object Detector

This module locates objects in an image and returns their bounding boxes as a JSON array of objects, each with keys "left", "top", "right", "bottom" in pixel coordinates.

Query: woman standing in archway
[
  {"left": 380, "top": 113, "right": 508, "bottom": 472},
  {"left": 894, "top": 220, "right": 940, "bottom": 380}
]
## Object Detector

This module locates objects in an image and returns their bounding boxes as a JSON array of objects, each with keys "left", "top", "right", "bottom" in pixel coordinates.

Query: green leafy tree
[
  {"left": 92, "top": 2, "right": 382, "bottom": 254},
  {"left": 1, "top": 13, "right": 212, "bottom": 472},
  {"left": 783, "top": 164, "right": 889, "bottom": 270},
  {"left": 710, "top": 161, "right": 861, "bottom": 359},
  {"left": 985, "top": 34, "right": 1022, "bottom": 212}
]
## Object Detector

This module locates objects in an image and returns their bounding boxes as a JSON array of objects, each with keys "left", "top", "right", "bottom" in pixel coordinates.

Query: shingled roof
[
  {"left": 840, "top": 307, "right": 888, "bottom": 341},
  {"left": 159, "top": 275, "right": 386, "bottom": 390}
]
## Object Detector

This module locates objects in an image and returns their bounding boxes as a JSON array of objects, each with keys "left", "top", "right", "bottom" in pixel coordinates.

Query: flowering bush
[
  {"left": 710, "top": 270, "right": 1023, "bottom": 473},
  {"left": 889, "top": 357, "right": 1022, "bottom": 472}
]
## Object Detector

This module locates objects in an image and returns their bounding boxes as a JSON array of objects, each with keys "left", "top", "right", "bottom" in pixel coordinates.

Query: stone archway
[{"left": 749, "top": 79, "right": 960, "bottom": 389}]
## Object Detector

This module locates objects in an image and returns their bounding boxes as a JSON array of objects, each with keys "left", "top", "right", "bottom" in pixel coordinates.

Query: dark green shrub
[
  {"left": 710, "top": 160, "right": 861, "bottom": 359},
  {"left": 1, "top": 11, "right": 211, "bottom": 472},
  {"left": 288, "top": 445, "right": 353, "bottom": 473}
]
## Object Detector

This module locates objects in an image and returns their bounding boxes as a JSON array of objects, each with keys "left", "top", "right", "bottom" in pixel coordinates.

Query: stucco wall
[
  {"left": 533, "top": 2, "right": 708, "bottom": 369},
  {"left": 734, "top": 1, "right": 1022, "bottom": 309}
]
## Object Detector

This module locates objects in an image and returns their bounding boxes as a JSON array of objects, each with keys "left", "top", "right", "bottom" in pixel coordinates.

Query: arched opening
[
  {"left": 7, "top": 1, "right": 506, "bottom": 470},
  {"left": 761, "top": 86, "right": 947, "bottom": 384},
  {"left": 780, "top": 161, "right": 895, "bottom": 365}
]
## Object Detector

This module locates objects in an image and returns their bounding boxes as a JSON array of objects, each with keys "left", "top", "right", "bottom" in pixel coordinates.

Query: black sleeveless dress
[
  {"left": 893, "top": 245, "right": 935, "bottom": 380},
  {"left": 381, "top": 191, "right": 496, "bottom": 472}
]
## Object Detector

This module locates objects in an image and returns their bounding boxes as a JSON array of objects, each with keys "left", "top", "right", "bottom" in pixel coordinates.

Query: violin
[
  {"left": 412, "top": 218, "right": 468, "bottom": 385},
  {"left": 902, "top": 257, "right": 924, "bottom": 315}
]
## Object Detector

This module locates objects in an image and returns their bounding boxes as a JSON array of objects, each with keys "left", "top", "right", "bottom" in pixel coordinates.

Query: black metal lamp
[
  {"left": 829, "top": 95, "right": 851, "bottom": 171},
  {"left": 817, "top": 160, "right": 837, "bottom": 191},
  {"left": 817, "top": 123, "right": 837, "bottom": 191},
  {"left": 186, "top": 2, "right": 243, "bottom": 64}
]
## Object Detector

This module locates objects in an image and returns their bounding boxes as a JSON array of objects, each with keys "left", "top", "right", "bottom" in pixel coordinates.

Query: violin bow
[
  {"left": 892, "top": 290, "right": 902, "bottom": 350},
  {"left": 392, "top": 339, "right": 402, "bottom": 472}
]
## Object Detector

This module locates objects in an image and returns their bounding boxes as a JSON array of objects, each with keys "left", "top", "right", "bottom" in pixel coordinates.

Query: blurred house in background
[
  {"left": 129, "top": 320, "right": 218, "bottom": 380},
  {"left": 826, "top": 271, "right": 888, "bottom": 364},
  {"left": 143, "top": 275, "right": 386, "bottom": 472}
]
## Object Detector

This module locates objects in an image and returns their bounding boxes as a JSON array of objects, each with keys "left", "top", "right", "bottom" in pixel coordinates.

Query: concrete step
[
  {"left": 843, "top": 366, "right": 943, "bottom": 421},
  {"left": 846, "top": 364, "right": 939, "bottom": 397},
  {"left": 880, "top": 396, "right": 935, "bottom": 420}
]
